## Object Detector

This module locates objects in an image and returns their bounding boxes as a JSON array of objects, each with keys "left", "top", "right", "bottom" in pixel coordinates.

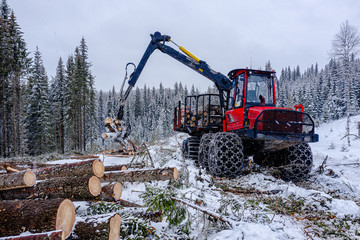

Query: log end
[
  {"left": 121, "top": 165, "right": 127, "bottom": 171},
  {"left": 88, "top": 176, "right": 101, "bottom": 197},
  {"left": 92, "top": 159, "right": 105, "bottom": 178},
  {"left": 56, "top": 199, "right": 75, "bottom": 240},
  {"left": 23, "top": 170, "right": 36, "bottom": 187},
  {"left": 113, "top": 182, "right": 122, "bottom": 201},
  {"left": 101, "top": 132, "right": 108, "bottom": 139},
  {"left": 108, "top": 214, "right": 121, "bottom": 240},
  {"left": 173, "top": 167, "right": 178, "bottom": 180}
]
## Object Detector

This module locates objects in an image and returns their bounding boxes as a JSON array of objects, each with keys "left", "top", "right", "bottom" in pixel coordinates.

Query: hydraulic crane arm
[{"left": 117, "top": 31, "right": 232, "bottom": 120}]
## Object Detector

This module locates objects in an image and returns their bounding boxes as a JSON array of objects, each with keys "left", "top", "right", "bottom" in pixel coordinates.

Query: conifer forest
[{"left": 1, "top": 0, "right": 360, "bottom": 158}]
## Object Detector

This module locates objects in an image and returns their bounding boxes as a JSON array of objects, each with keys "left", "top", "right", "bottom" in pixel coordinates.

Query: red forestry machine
[{"left": 105, "top": 32, "right": 319, "bottom": 183}]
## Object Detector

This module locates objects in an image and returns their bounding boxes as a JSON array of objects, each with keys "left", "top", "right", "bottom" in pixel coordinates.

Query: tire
[
  {"left": 208, "top": 132, "right": 247, "bottom": 178},
  {"left": 182, "top": 137, "right": 200, "bottom": 161},
  {"left": 198, "top": 133, "right": 214, "bottom": 171},
  {"left": 182, "top": 139, "right": 189, "bottom": 158},
  {"left": 279, "top": 143, "right": 313, "bottom": 183}
]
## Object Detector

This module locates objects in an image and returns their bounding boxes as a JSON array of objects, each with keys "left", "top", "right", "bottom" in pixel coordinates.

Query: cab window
[{"left": 234, "top": 73, "right": 245, "bottom": 108}]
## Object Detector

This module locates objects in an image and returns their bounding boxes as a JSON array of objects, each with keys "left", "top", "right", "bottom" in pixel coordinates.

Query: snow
[{"left": 48, "top": 115, "right": 360, "bottom": 239}]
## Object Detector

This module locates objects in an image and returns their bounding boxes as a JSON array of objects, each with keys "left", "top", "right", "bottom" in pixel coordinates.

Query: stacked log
[
  {"left": 0, "top": 175, "right": 101, "bottom": 200},
  {"left": 0, "top": 170, "right": 36, "bottom": 190},
  {"left": 1, "top": 230, "right": 62, "bottom": 240},
  {"left": 0, "top": 199, "right": 75, "bottom": 239},
  {"left": 102, "top": 167, "right": 178, "bottom": 183},
  {"left": 34, "top": 159, "right": 105, "bottom": 179},
  {"left": 70, "top": 214, "right": 121, "bottom": 240},
  {"left": 0, "top": 155, "right": 180, "bottom": 238},
  {"left": 0, "top": 159, "right": 104, "bottom": 201}
]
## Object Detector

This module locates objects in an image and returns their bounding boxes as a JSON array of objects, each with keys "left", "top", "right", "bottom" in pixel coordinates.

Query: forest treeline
[{"left": 1, "top": 0, "right": 359, "bottom": 157}]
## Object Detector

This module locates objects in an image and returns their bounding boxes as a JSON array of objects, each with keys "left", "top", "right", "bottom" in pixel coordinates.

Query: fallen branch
[
  {"left": 315, "top": 155, "right": 328, "bottom": 174},
  {"left": 217, "top": 188, "right": 283, "bottom": 195},
  {"left": 331, "top": 162, "right": 360, "bottom": 167},
  {"left": 340, "top": 134, "right": 360, "bottom": 140},
  {"left": 171, "top": 197, "right": 234, "bottom": 227}
]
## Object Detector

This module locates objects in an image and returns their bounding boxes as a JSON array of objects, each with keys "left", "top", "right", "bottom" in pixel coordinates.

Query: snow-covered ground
[{"left": 56, "top": 116, "right": 360, "bottom": 239}]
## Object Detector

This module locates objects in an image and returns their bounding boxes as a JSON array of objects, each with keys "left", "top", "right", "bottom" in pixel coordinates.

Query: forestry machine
[{"left": 104, "top": 31, "right": 319, "bottom": 183}]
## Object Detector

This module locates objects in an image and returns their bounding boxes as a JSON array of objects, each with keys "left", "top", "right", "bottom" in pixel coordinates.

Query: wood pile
[
  {"left": 180, "top": 105, "right": 222, "bottom": 128},
  {"left": 0, "top": 157, "right": 179, "bottom": 239}
]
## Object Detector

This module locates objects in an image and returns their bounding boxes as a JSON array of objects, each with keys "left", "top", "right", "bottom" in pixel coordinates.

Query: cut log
[
  {"left": 1, "top": 230, "right": 62, "bottom": 240},
  {"left": 0, "top": 170, "right": 36, "bottom": 191},
  {"left": 100, "top": 182, "right": 122, "bottom": 201},
  {"left": 104, "top": 162, "right": 148, "bottom": 172},
  {"left": 101, "top": 167, "right": 178, "bottom": 183},
  {"left": 0, "top": 175, "right": 101, "bottom": 201},
  {"left": 0, "top": 161, "right": 51, "bottom": 170},
  {"left": 104, "top": 165, "right": 128, "bottom": 172},
  {"left": 70, "top": 155, "right": 99, "bottom": 160},
  {"left": 34, "top": 159, "right": 104, "bottom": 179},
  {"left": 3, "top": 164, "right": 20, "bottom": 173},
  {"left": 70, "top": 214, "right": 120, "bottom": 240},
  {"left": 0, "top": 199, "right": 75, "bottom": 239}
]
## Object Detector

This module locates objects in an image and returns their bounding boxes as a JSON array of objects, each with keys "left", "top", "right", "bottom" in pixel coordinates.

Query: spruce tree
[
  {"left": 26, "top": 47, "right": 51, "bottom": 155},
  {"left": 50, "top": 57, "right": 66, "bottom": 153}
]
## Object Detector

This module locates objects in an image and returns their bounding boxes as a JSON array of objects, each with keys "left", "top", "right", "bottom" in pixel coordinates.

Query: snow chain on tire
[
  {"left": 280, "top": 143, "right": 313, "bottom": 183},
  {"left": 198, "top": 133, "right": 214, "bottom": 171},
  {"left": 208, "top": 132, "right": 248, "bottom": 178}
]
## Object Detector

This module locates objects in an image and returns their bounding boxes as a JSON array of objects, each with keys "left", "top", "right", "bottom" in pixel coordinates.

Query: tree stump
[{"left": 0, "top": 199, "right": 75, "bottom": 239}]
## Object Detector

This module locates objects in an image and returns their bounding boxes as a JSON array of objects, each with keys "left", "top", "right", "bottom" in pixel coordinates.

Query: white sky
[{"left": 9, "top": 0, "right": 360, "bottom": 92}]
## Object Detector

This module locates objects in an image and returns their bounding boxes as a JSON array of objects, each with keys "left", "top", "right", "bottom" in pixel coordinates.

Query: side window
[
  {"left": 228, "top": 85, "right": 235, "bottom": 110},
  {"left": 234, "top": 74, "right": 245, "bottom": 108}
]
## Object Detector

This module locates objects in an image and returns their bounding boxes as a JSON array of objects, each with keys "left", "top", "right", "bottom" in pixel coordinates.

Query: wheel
[
  {"left": 208, "top": 132, "right": 247, "bottom": 178},
  {"left": 182, "top": 139, "right": 189, "bottom": 157},
  {"left": 198, "top": 133, "right": 214, "bottom": 171},
  {"left": 182, "top": 137, "right": 200, "bottom": 161},
  {"left": 279, "top": 143, "right": 313, "bottom": 183}
]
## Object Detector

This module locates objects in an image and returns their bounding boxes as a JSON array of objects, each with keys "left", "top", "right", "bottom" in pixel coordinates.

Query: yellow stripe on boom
[{"left": 179, "top": 46, "right": 200, "bottom": 63}]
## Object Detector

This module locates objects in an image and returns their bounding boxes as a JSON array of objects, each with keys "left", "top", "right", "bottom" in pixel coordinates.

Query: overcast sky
[{"left": 9, "top": 0, "right": 360, "bottom": 92}]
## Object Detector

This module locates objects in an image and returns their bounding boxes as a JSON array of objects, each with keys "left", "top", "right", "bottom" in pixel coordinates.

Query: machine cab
[{"left": 225, "top": 69, "right": 276, "bottom": 131}]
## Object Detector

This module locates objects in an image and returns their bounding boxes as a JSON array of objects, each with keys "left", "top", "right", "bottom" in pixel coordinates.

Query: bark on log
[
  {"left": 0, "top": 170, "right": 36, "bottom": 191},
  {"left": 69, "top": 214, "right": 120, "bottom": 240},
  {"left": 101, "top": 167, "right": 178, "bottom": 183},
  {"left": 104, "top": 162, "right": 147, "bottom": 172},
  {"left": 34, "top": 159, "right": 104, "bottom": 179},
  {"left": 100, "top": 182, "right": 122, "bottom": 201},
  {"left": 70, "top": 155, "right": 99, "bottom": 160},
  {"left": 1, "top": 230, "right": 62, "bottom": 240},
  {"left": 0, "top": 199, "right": 75, "bottom": 239},
  {"left": 0, "top": 161, "right": 51, "bottom": 170},
  {"left": 3, "top": 164, "right": 20, "bottom": 173},
  {"left": 0, "top": 175, "right": 101, "bottom": 201}
]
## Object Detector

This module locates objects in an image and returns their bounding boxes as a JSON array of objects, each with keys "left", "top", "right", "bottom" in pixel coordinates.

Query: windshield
[{"left": 246, "top": 73, "right": 274, "bottom": 105}]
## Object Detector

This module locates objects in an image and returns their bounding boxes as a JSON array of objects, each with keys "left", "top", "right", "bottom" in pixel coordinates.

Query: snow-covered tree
[
  {"left": 330, "top": 21, "right": 360, "bottom": 146},
  {"left": 26, "top": 47, "right": 52, "bottom": 155}
]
